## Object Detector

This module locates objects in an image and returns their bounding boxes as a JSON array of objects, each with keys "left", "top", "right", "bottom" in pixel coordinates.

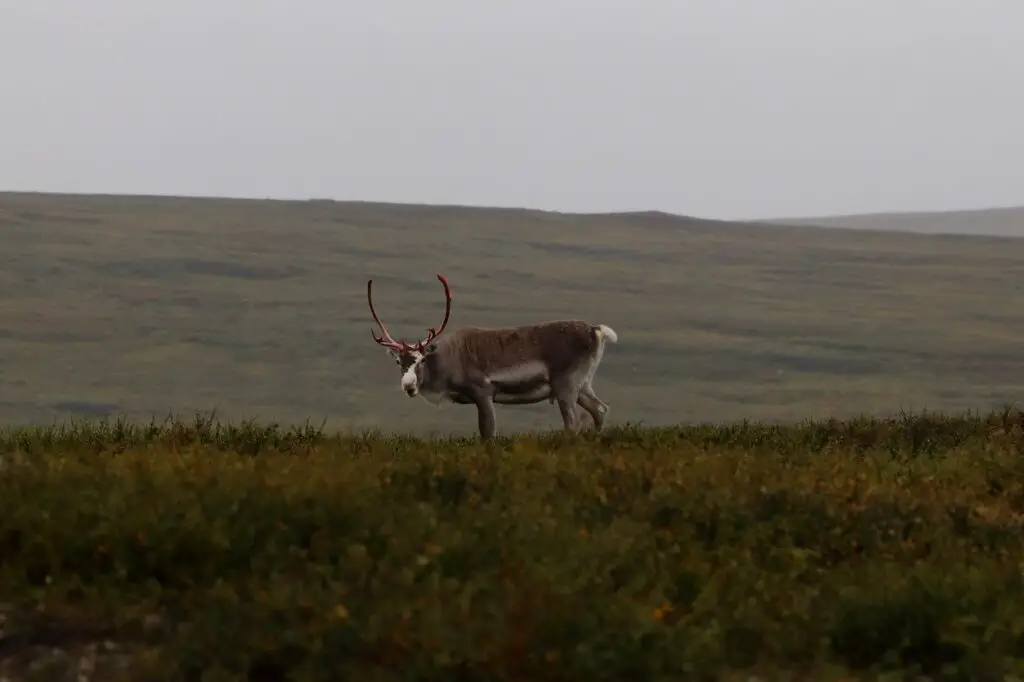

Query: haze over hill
[
  {"left": 763, "top": 206, "right": 1024, "bottom": 239},
  {"left": 2, "top": 191, "right": 1023, "bottom": 435},
  {"left": 4, "top": 3, "right": 1023, "bottom": 221}
]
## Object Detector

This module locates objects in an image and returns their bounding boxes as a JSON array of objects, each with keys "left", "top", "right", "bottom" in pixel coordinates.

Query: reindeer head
[{"left": 367, "top": 273, "right": 452, "bottom": 397}]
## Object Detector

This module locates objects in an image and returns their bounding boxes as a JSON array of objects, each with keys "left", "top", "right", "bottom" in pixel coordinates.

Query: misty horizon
[
  {"left": 3, "top": 2, "right": 1022, "bottom": 221},
  {"left": 3, "top": 187, "right": 1022, "bottom": 226}
]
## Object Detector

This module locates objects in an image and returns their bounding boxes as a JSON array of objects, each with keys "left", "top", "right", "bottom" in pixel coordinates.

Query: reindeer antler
[
  {"left": 367, "top": 274, "right": 453, "bottom": 352},
  {"left": 411, "top": 274, "right": 452, "bottom": 351},
  {"left": 367, "top": 279, "right": 407, "bottom": 351}
]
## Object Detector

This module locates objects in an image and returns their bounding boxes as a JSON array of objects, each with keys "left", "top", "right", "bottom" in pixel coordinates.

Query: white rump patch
[{"left": 596, "top": 324, "right": 618, "bottom": 343}]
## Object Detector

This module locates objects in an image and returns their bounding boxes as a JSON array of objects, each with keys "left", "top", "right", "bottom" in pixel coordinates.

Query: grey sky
[{"left": 2, "top": 0, "right": 1021, "bottom": 220}]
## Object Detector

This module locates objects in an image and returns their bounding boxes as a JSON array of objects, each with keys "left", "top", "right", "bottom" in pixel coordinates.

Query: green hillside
[{"left": 2, "top": 191, "right": 1022, "bottom": 434}]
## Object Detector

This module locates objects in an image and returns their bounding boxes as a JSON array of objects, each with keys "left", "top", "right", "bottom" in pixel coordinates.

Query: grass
[
  {"left": 2, "top": 191, "right": 1024, "bottom": 434},
  {"left": 3, "top": 409, "right": 1024, "bottom": 680}
]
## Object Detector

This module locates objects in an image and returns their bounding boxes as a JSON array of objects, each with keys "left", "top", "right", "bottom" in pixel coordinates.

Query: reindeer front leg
[{"left": 474, "top": 394, "right": 498, "bottom": 440}]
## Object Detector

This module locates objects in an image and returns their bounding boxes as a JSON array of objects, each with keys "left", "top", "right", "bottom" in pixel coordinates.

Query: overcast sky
[{"left": 1, "top": 0, "right": 1021, "bottom": 220}]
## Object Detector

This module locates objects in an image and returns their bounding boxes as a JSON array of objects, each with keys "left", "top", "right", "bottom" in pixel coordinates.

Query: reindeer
[{"left": 367, "top": 274, "right": 619, "bottom": 440}]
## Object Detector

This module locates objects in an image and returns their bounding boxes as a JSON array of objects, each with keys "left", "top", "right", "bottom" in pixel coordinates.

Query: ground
[{"left": 2, "top": 413, "right": 1024, "bottom": 680}]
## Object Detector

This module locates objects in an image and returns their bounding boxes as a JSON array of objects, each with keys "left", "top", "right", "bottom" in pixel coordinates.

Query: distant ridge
[
  {"left": 760, "top": 205, "right": 1024, "bottom": 239},
  {"left": 0, "top": 190, "right": 748, "bottom": 233},
  {"left": 2, "top": 190, "right": 1021, "bottom": 239}
]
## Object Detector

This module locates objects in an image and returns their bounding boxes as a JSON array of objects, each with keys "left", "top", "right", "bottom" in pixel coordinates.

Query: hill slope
[
  {"left": 2, "top": 191, "right": 1023, "bottom": 433},
  {"left": 762, "top": 205, "right": 1024, "bottom": 238}
]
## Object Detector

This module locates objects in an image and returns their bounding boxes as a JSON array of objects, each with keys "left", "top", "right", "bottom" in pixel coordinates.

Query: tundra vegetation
[
  {"left": 3, "top": 192, "right": 1024, "bottom": 433},
  {"left": 2, "top": 409, "right": 1024, "bottom": 681},
  {"left": 3, "top": 194, "right": 1024, "bottom": 679}
]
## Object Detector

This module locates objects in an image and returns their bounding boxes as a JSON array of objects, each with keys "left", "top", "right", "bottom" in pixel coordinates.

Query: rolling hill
[
  {"left": 762, "top": 205, "right": 1024, "bottom": 238},
  {"left": 2, "top": 191, "right": 1023, "bottom": 435}
]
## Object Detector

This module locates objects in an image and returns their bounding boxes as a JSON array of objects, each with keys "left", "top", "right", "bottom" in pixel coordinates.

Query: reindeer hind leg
[
  {"left": 556, "top": 395, "right": 579, "bottom": 432},
  {"left": 552, "top": 376, "right": 583, "bottom": 434},
  {"left": 577, "top": 384, "right": 609, "bottom": 431}
]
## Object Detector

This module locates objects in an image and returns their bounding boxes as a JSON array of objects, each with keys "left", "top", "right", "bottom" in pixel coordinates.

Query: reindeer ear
[
  {"left": 386, "top": 348, "right": 400, "bottom": 362},
  {"left": 424, "top": 342, "right": 438, "bottom": 355}
]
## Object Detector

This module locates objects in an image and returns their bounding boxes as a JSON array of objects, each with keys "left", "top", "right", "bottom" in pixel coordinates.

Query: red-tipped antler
[
  {"left": 367, "top": 274, "right": 453, "bottom": 352},
  {"left": 411, "top": 274, "right": 452, "bottom": 351},
  {"left": 367, "top": 279, "right": 406, "bottom": 351}
]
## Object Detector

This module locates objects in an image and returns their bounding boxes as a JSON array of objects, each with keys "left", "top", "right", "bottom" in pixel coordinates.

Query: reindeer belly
[
  {"left": 446, "top": 391, "right": 476, "bottom": 405},
  {"left": 490, "top": 364, "right": 552, "bottom": 405},
  {"left": 444, "top": 363, "right": 554, "bottom": 406},
  {"left": 494, "top": 382, "right": 552, "bottom": 404},
  {"left": 444, "top": 381, "right": 551, "bottom": 405}
]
